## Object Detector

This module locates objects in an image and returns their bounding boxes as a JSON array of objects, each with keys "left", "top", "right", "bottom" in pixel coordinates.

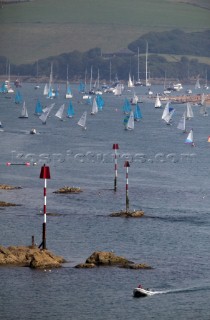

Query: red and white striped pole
[
  {"left": 113, "top": 143, "right": 119, "bottom": 192},
  {"left": 124, "top": 161, "right": 130, "bottom": 213},
  {"left": 39, "top": 164, "right": 51, "bottom": 250}
]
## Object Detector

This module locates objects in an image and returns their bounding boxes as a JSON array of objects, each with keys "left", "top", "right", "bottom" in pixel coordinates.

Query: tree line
[{"left": 0, "top": 29, "right": 210, "bottom": 83}]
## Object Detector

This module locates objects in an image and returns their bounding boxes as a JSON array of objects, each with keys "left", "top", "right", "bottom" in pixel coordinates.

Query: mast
[
  {"left": 137, "top": 47, "right": 140, "bottom": 82},
  {"left": 109, "top": 60, "right": 112, "bottom": 85},
  {"left": 145, "top": 41, "right": 148, "bottom": 86}
]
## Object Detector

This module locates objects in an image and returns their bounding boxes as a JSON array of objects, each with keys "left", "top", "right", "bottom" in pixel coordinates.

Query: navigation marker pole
[
  {"left": 124, "top": 161, "right": 130, "bottom": 213},
  {"left": 39, "top": 164, "right": 51, "bottom": 250},
  {"left": 113, "top": 144, "right": 119, "bottom": 192}
]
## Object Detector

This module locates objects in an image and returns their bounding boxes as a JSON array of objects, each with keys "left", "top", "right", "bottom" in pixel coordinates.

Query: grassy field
[{"left": 0, "top": 0, "right": 210, "bottom": 64}]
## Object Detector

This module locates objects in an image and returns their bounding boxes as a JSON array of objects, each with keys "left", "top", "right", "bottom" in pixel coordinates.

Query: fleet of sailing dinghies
[{"left": 1, "top": 65, "right": 210, "bottom": 146}]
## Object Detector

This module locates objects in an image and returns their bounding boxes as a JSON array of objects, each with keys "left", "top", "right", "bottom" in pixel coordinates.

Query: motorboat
[
  {"left": 30, "top": 128, "right": 37, "bottom": 135},
  {"left": 133, "top": 287, "right": 155, "bottom": 298}
]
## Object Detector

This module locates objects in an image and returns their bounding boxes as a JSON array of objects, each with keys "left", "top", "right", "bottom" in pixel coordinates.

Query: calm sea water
[{"left": 0, "top": 83, "right": 210, "bottom": 319}]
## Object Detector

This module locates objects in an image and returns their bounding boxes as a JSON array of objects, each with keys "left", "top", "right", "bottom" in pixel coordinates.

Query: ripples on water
[{"left": 0, "top": 84, "right": 210, "bottom": 319}]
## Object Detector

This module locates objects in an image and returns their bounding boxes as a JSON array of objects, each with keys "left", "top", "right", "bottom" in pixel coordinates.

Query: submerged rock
[
  {"left": 0, "top": 184, "right": 22, "bottom": 190},
  {"left": 0, "top": 245, "right": 65, "bottom": 269},
  {"left": 75, "top": 251, "right": 151, "bottom": 269},
  {"left": 0, "top": 201, "right": 19, "bottom": 207},
  {"left": 110, "top": 210, "right": 144, "bottom": 218},
  {"left": 53, "top": 186, "right": 82, "bottom": 194}
]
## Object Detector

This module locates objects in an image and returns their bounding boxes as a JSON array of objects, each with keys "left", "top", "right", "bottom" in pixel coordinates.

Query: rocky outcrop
[
  {"left": 0, "top": 245, "right": 65, "bottom": 269},
  {"left": 53, "top": 186, "right": 82, "bottom": 194},
  {"left": 110, "top": 210, "right": 144, "bottom": 218},
  {"left": 0, "top": 201, "right": 19, "bottom": 207},
  {"left": 0, "top": 184, "right": 22, "bottom": 190},
  {"left": 75, "top": 251, "right": 152, "bottom": 269}
]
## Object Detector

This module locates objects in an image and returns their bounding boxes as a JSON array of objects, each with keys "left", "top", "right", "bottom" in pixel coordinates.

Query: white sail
[
  {"left": 155, "top": 94, "right": 162, "bottom": 108},
  {"left": 161, "top": 102, "right": 170, "bottom": 120},
  {"left": 177, "top": 112, "right": 186, "bottom": 131},
  {"left": 130, "top": 92, "right": 139, "bottom": 105},
  {"left": 186, "top": 102, "right": 194, "bottom": 119},
  {"left": 200, "top": 96, "right": 208, "bottom": 116},
  {"left": 91, "top": 98, "right": 98, "bottom": 114},
  {"left": 126, "top": 111, "right": 134, "bottom": 130},
  {"left": 200, "top": 93, "right": 205, "bottom": 106},
  {"left": 195, "top": 77, "right": 201, "bottom": 89},
  {"left": 128, "top": 73, "right": 134, "bottom": 88},
  {"left": 113, "top": 84, "right": 124, "bottom": 96},
  {"left": 55, "top": 104, "right": 65, "bottom": 119},
  {"left": 43, "top": 83, "right": 48, "bottom": 95},
  {"left": 19, "top": 101, "right": 28, "bottom": 118},
  {"left": 39, "top": 104, "right": 54, "bottom": 124},
  {"left": 78, "top": 111, "right": 87, "bottom": 129},
  {"left": 185, "top": 129, "right": 194, "bottom": 144},
  {"left": 164, "top": 109, "right": 175, "bottom": 124}
]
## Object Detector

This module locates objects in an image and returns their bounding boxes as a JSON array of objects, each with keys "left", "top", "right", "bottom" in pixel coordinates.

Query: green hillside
[{"left": 0, "top": 0, "right": 210, "bottom": 64}]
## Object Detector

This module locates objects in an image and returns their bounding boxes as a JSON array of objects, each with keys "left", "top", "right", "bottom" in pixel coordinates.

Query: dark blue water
[{"left": 0, "top": 83, "right": 210, "bottom": 319}]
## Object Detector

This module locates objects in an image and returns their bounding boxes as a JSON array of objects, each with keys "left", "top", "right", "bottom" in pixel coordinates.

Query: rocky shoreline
[
  {"left": 0, "top": 247, "right": 152, "bottom": 270},
  {"left": 0, "top": 245, "right": 65, "bottom": 269}
]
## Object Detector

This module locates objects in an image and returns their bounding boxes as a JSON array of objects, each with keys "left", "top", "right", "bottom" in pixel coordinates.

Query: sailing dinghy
[
  {"left": 55, "top": 104, "right": 65, "bottom": 120},
  {"left": 185, "top": 129, "right": 195, "bottom": 146},
  {"left": 125, "top": 111, "right": 134, "bottom": 130},
  {"left": 78, "top": 111, "right": 87, "bottom": 130},
  {"left": 66, "top": 101, "right": 75, "bottom": 118},
  {"left": 177, "top": 112, "right": 186, "bottom": 132},
  {"left": 91, "top": 98, "right": 98, "bottom": 115},
  {"left": 39, "top": 103, "right": 54, "bottom": 124},
  {"left": 162, "top": 102, "right": 174, "bottom": 125},
  {"left": 186, "top": 102, "right": 194, "bottom": 120},
  {"left": 155, "top": 93, "right": 162, "bottom": 108},
  {"left": 19, "top": 101, "right": 28, "bottom": 118}
]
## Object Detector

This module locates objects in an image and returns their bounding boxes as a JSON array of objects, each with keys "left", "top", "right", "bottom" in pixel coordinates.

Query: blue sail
[
  {"left": 34, "top": 99, "right": 43, "bottom": 115},
  {"left": 1, "top": 82, "right": 7, "bottom": 93},
  {"left": 55, "top": 85, "right": 59, "bottom": 98},
  {"left": 96, "top": 94, "right": 104, "bottom": 110},
  {"left": 134, "top": 104, "right": 142, "bottom": 121},
  {"left": 67, "top": 101, "right": 75, "bottom": 118},
  {"left": 48, "top": 86, "right": 54, "bottom": 99},
  {"left": 86, "top": 96, "right": 92, "bottom": 105},
  {"left": 14, "top": 90, "right": 23, "bottom": 104},
  {"left": 78, "top": 82, "right": 85, "bottom": 93},
  {"left": 123, "top": 98, "right": 131, "bottom": 114},
  {"left": 66, "top": 85, "right": 72, "bottom": 95},
  {"left": 123, "top": 115, "right": 130, "bottom": 126}
]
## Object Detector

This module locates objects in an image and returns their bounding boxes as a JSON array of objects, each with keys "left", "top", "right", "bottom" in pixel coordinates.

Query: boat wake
[
  {"left": 149, "top": 285, "right": 210, "bottom": 296},
  {"left": 133, "top": 285, "right": 210, "bottom": 298}
]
